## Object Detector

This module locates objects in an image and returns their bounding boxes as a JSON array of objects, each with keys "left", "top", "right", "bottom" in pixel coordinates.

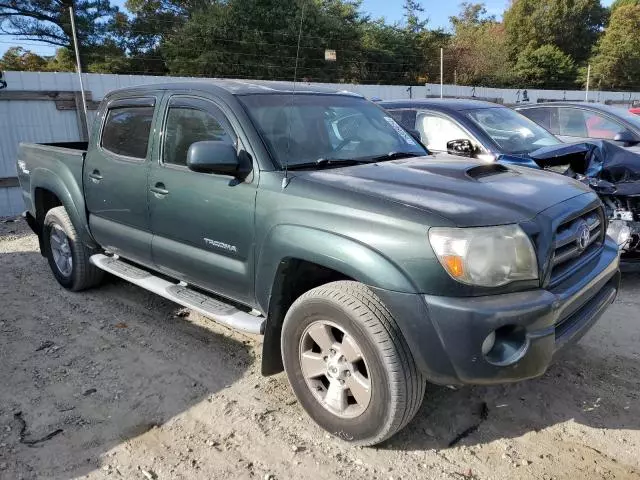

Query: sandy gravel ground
[{"left": 1, "top": 218, "right": 639, "bottom": 480}]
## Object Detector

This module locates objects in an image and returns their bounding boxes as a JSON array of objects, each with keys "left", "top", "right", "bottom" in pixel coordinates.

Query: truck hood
[{"left": 302, "top": 155, "right": 592, "bottom": 227}]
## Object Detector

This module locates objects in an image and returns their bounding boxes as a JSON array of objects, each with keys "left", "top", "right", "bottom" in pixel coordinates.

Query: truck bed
[{"left": 17, "top": 142, "right": 90, "bottom": 221}]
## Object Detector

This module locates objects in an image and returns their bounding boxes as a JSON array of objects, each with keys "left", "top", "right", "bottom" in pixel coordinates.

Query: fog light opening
[{"left": 483, "top": 325, "right": 529, "bottom": 367}]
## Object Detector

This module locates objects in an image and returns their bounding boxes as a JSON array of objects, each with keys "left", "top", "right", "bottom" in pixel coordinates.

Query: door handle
[
  {"left": 88, "top": 170, "right": 103, "bottom": 182},
  {"left": 150, "top": 182, "right": 169, "bottom": 196}
]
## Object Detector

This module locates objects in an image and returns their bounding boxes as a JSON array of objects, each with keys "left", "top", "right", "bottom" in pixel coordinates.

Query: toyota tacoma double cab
[{"left": 16, "top": 81, "right": 620, "bottom": 445}]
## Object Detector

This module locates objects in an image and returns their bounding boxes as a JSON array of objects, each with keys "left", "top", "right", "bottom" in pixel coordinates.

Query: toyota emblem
[{"left": 577, "top": 223, "right": 591, "bottom": 251}]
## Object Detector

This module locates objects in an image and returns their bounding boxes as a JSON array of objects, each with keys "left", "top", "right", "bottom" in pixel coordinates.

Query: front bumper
[{"left": 371, "top": 237, "right": 620, "bottom": 386}]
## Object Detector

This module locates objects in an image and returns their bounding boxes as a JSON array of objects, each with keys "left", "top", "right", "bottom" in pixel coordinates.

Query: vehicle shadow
[
  {"left": 0, "top": 248, "right": 253, "bottom": 480},
  {"left": 386, "top": 272, "right": 640, "bottom": 452}
]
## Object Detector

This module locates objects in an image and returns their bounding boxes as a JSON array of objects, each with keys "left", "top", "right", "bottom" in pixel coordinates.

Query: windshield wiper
[
  {"left": 366, "top": 151, "right": 423, "bottom": 162},
  {"left": 286, "top": 158, "right": 369, "bottom": 170}
]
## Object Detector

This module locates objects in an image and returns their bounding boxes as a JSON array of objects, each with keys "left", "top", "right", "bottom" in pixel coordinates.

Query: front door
[
  {"left": 148, "top": 95, "right": 257, "bottom": 306},
  {"left": 84, "top": 96, "right": 159, "bottom": 264}
]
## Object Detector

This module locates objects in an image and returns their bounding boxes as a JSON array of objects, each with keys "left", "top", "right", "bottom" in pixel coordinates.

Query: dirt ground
[{"left": 0, "top": 218, "right": 639, "bottom": 480}]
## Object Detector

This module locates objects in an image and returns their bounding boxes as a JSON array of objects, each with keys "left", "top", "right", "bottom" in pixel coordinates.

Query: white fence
[{"left": 1, "top": 71, "right": 639, "bottom": 217}]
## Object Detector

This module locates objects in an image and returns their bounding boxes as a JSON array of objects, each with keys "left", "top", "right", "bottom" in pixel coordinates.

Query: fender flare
[
  {"left": 255, "top": 224, "right": 417, "bottom": 311},
  {"left": 256, "top": 225, "right": 417, "bottom": 376},
  {"left": 30, "top": 167, "right": 97, "bottom": 248}
]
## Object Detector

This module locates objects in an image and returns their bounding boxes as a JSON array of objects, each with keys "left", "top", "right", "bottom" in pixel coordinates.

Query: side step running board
[{"left": 90, "top": 254, "right": 265, "bottom": 335}]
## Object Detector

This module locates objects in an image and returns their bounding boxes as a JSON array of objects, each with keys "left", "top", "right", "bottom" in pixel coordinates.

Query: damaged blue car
[{"left": 381, "top": 99, "right": 640, "bottom": 263}]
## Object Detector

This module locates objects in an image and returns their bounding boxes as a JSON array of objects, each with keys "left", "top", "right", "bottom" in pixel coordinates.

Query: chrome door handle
[
  {"left": 150, "top": 183, "right": 169, "bottom": 196},
  {"left": 88, "top": 170, "right": 103, "bottom": 182}
]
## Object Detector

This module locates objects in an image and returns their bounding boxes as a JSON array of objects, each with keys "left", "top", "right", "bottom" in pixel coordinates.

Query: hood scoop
[{"left": 466, "top": 163, "right": 514, "bottom": 180}]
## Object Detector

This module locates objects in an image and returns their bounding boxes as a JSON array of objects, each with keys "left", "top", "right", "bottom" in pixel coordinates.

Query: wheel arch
[
  {"left": 30, "top": 168, "right": 97, "bottom": 250},
  {"left": 257, "top": 225, "right": 416, "bottom": 376}
]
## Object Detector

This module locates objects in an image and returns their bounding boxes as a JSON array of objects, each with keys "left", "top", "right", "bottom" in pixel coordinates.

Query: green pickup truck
[{"left": 16, "top": 81, "right": 620, "bottom": 445}]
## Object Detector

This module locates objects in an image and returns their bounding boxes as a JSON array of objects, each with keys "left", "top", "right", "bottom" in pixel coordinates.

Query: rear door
[
  {"left": 84, "top": 96, "right": 160, "bottom": 265},
  {"left": 148, "top": 94, "right": 257, "bottom": 305}
]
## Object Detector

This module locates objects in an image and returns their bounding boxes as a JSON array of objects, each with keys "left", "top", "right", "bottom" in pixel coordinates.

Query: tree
[
  {"left": 402, "top": 0, "right": 426, "bottom": 33},
  {"left": 513, "top": 44, "right": 576, "bottom": 87},
  {"left": 0, "top": 45, "right": 77, "bottom": 72},
  {"left": 446, "top": 3, "right": 513, "bottom": 86},
  {"left": 503, "top": 0, "right": 606, "bottom": 64},
  {"left": 0, "top": 1, "right": 119, "bottom": 49},
  {"left": 609, "top": 0, "right": 640, "bottom": 13},
  {"left": 47, "top": 48, "right": 75, "bottom": 71},
  {"left": 0, "top": 46, "right": 48, "bottom": 71},
  {"left": 589, "top": 4, "right": 640, "bottom": 90},
  {"left": 162, "top": 0, "right": 368, "bottom": 83}
]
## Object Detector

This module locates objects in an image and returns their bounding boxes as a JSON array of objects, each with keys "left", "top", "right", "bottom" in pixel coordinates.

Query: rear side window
[{"left": 101, "top": 106, "right": 154, "bottom": 158}]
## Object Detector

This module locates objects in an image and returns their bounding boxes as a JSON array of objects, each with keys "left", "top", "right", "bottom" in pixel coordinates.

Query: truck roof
[{"left": 104, "top": 79, "right": 363, "bottom": 99}]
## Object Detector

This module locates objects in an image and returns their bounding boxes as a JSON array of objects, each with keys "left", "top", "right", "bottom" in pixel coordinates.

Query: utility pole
[
  {"left": 585, "top": 64, "right": 591, "bottom": 102},
  {"left": 69, "top": 6, "right": 89, "bottom": 132},
  {"left": 440, "top": 48, "right": 443, "bottom": 99}
]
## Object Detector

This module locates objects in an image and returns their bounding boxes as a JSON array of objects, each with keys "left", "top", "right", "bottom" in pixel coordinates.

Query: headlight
[
  {"left": 607, "top": 219, "right": 631, "bottom": 247},
  {"left": 428, "top": 225, "right": 538, "bottom": 287}
]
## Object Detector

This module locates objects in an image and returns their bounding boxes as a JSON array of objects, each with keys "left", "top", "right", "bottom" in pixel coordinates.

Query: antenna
[{"left": 282, "top": 0, "right": 306, "bottom": 189}]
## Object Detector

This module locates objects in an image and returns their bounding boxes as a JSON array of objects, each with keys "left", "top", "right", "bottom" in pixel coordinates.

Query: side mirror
[
  {"left": 446, "top": 139, "right": 475, "bottom": 157},
  {"left": 613, "top": 131, "right": 639, "bottom": 145},
  {"left": 187, "top": 141, "right": 239, "bottom": 175}
]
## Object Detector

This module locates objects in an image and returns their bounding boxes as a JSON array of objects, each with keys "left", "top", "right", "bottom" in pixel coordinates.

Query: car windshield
[
  {"left": 238, "top": 93, "right": 427, "bottom": 168},
  {"left": 464, "top": 107, "right": 561, "bottom": 154}
]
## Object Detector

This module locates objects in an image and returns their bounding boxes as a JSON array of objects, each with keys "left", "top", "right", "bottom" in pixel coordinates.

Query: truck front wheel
[
  {"left": 281, "top": 281, "right": 426, "bottom": 446},
  {"left": 42, "top": 206, "right": 103, "bottom": 291}
]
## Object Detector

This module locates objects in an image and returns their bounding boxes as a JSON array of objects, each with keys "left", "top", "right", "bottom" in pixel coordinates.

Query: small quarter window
[{"left": 101, "top": 106, "right": 154, "bottom": 158}]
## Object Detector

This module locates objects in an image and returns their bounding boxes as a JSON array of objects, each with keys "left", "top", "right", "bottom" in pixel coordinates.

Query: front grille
[{"left": 549, "top": 207, "right": 605, "bottom": 286}]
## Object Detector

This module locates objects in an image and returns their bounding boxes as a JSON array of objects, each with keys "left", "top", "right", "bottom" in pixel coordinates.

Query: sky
[{"left": 0, "top": 0, "right": 614, "bottom": 57}]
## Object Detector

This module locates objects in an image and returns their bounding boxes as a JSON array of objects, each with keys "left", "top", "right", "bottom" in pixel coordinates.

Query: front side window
[
  {"left": 520, "top": 107, "right": 555, "bottom": 131},
  {"left": 387, "top": 109, "right": 418, "bottom": 130},
  {"left": 101, "top": 106, "right": 154, "bottom": 158},
  {"left": 465, "top": 107, "right": 560, "bottom": 154},
  {"left": 238, "top": 94, "right": 426, "bottom": 168},
  {"left": 163, "top": 103, "right": 234, "bottom": 167},
  {"left": 417, "top": 113, "right": 471, "bottom": 151}
]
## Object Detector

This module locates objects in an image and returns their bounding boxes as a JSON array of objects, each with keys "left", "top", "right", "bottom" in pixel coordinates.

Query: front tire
[
  {"left": 42, "top": 206, "right": 103, "bottom": 291},
  {"left": 281, "top": 281, "right": 426, "bottom": 446}
]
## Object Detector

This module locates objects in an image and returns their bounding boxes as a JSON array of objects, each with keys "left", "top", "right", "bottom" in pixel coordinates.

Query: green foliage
[
  {"left": 0, "top": 1, "right": 119, "bottom": 48},
  {"left": 610, "top": 0, "right": 640, "bottom": 13},
  {"left": 47, "top": 48, "right": 76, "bottom": 71},
  {"left": 0, "top": 46, "right": 75, "bottom": 72},
  {"left": 1, "top": 0, "right": 635, "bottom": 90},
  {"left": 590, "top": 4, "right": 640, "bottom": 90},
  {"left": 0, "top": 46, "right": 48, "bottom": 71},
  {"left": 513, "top": 44, "right": 576, "bottom": 87},
  {"left": 446, "top": 3, "right": 513, "bottom": 87},
  {"left": 402, "top": 0, "right": 426, "bottom": 33},
  {"left": 504, "top": 0, "right": 606, "bottom": 63}
]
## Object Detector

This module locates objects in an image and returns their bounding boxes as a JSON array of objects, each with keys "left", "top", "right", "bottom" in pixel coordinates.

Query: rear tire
[
  {"left": 42, "top": 206, "right": 103, "bottom": 291},
  {"left": 281, "top": 281, "right": 426, "bottom": 446}
]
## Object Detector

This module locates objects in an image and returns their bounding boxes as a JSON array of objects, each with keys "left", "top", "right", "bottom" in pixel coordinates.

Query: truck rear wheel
[
  {"left": 42, "top": 206, "right": 103, "bottom": 291},
  {"left": 281, "top": 281, "right": 426, "bottom": 446}
]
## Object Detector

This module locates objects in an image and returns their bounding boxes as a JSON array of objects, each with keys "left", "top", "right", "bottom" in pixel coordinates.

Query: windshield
[
  {"left": 238, "top": 93, "right": 427, "bottom": 168},
  {"left": 465, "top": 107, "right": 561, "bottom": 154}
]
